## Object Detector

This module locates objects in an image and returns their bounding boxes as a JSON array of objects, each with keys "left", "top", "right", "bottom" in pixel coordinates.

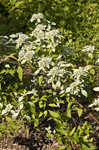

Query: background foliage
[{"left": 0, "top": 0, "right": 99, "bottom": 49}]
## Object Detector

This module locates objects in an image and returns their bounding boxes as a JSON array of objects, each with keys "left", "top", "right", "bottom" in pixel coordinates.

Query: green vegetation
[
  {"left": 0, "top": 0, "right": 99, "bottom": 149},
  {"left": 0, "top": 0, "right": 99, "bottom": 49}
]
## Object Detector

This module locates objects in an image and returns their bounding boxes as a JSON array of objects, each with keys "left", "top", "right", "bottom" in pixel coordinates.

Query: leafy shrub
[{"left": 0, "top": 13, "right": 98, "bottom": 149}]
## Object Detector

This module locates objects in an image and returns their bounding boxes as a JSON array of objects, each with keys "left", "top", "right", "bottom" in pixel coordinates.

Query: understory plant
[{"left": 0, "top": 13, "right": 98, "bottom": 149}]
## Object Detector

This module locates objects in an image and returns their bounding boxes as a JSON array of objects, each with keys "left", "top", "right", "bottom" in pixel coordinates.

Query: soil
[{"left": 0, "top": 126, "right": 62, "bottom": 150}]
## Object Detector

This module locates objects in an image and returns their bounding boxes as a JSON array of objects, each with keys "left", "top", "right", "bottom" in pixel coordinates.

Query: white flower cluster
[
  {"left": 82, "top": 45, "right": 95, "bottom": 52},
  {"left": 9, "top": 33, "right": 29, "bottom": 48},
  {"left": 30, "top": 23, "right": 62, "bottom": 51},
  {"left": 18, "top": 42, "right": 35, "bottom": 64},
  {"left": 30, "top": 13, "right": 62, "bottom": 52},
  {"left": 31, "top": 24, "right": 46, "bottom": 39},
  {"left": 30, "top": 13, "right": 44, "bottom": 23},
  {"left": 66, "top": 79, "right": 87, "bottom": 97},
  {"left": 38, "top": 57, "right": 53, "bottom": 70},
  {"left": 4, "top": 13, "right": 62, "bottom": 64},
  {"left": 89, "top": 98, "right": 99, "bottom": 111},
  {"left": 18, "top": 50, "right": 35, "bottom": 64},
  {"left": 66, "top": 67, "right": 88, "bottom": 97},
  {"left": 73, "top": 67, "right": 88, "bottom": 80},
  {"left": 34, "top": 56, "right": 72, "bottom": 91},
  {"left": 2, "top": 104, "right": 13, "bottom": 115},
  {"left": 48, "top": 66, "right": 65, "bottom": 80},
  {"left": 15, "top": 33, "right": 29, "bottom": 49},
  {"left": 32, "top": 53, "right": 89, "bottom": 96}
]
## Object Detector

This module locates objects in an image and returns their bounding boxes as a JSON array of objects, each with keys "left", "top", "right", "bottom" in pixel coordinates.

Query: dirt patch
[{"left": 0, "top": 126, "right": 61, "bottom": 150}]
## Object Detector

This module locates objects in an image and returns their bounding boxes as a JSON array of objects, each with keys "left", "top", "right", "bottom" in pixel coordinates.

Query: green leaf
[
  {"left": 66, "top": 101, "right": 73, "bottom": 119},
  {"left": 74, "top": 107, "right": 83, "bottom": 117},
  {"left": 49, "top": 110, "right": 60, "bottom": 119},
  {"left": 70, "top": 127, "right": 76, "bottom": 136},
  {"left": 90, "top": 69, "right": 95, "bottom": 75},
  {"left": 7, "top": 69, "right": 15, "bottom": 76},
  {"left": 41, "top": 95, "right": 47, "bottom": 101},
  {"left": 49, "top": 103, "right": 59, "bottom": 107},
  {"left": 17, "top": 66, "right": 23, "bottom": 81},
  {"left": 44, "top": 110, "right": 47, "bottom": 117},
  {"left": 29, "top": 0, "right": 33, "bottom": 2},
  {"left": 46, "top": 89, "right": 52, "bottom": 94},
  {"left": 34, "top": 119, "right": 39, "bottom": 127},
  {"left": 81, "top": 143, "right": 96, "bottom": 150},
  {"left": 7, "top": 53, "right": 17, "bottom": 60},
  {"left": 39, "top": 76, "right": 43, "bottom": 86},
  {"left": 39, "top": 112, "right": 43, "bottom": 118},
  {"left": 39, "top": 101, "right": 44, "bottom": 108},
  {"left": 66, "top": 108, "right": 71, "bottom": 119},
  {"left": 77, "top": 108, "right": 83, "bottom": 117},
  {"left": 58, "top": 146, "right": 67, "bottom": 150},
  {"left": 0, "top": 69, "right": 6, "bottom": 74},
  {"left": 15, "top": 1, "right": 24, "bottom": 8}
]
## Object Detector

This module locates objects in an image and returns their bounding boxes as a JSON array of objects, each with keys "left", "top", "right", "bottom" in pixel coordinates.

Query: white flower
[
  {"left": 9, "top": 33, "right": 19, "bottom": 38},
  {"left": 95, "top": 108, "right": 99, "bottom": 111},
  {"left": 45, "top": 126, "right": 52, "bottom": 134},
  {"left": 30, "top": 13, "right": 44, "bottom": 22},
  {"left": 38, "top": 57, "right": 52, "bottom": 71},
  {"left": 66, "top": 87, "right": 71, "bottom": 93},
  {"left": 48, "top": 66, "right": 65, "bottom": 79},
  {"left": 18, "top": 42, "right": 35, "bottom": 64},
  {"left": 16, "top": 33, "right": 29, "bottom": 48},
  {"left": 18, "top": 96, "right": 24, "bottom": 102},
  {"left": 31, "top": 24, "right": 46, "bottom": 39},
  {"left": 45, "top": 30, "right": 59, "bottom": 40},
  {"left": 11, "top": 110, "right": 19, "bottom": 118},
  {"left": 21, "top": 50, "right": 35, "bottom": 64},
  {"left": 5, "top": 64, "right": 10, "bottom": 68},
  {"left": 2, "top": 104, "right": 13, "bottom": 115},
  {"left": 51, "top": 22, "right": 56, "bottom": 26},
  {"left": 66, "top": 79, "right": 84, "bottom": 96},
  {"left": 93, "top": 87, "right": 99, "bottom": 92},
  {"left": 82, "top": 45, "right": 95, "bottom": 52},
  {"left": 18, "top": 102, "right": 24, "bottom": 110},
  {"left": 89, "top": 98, "right": 99, "bottom": 107},
  {"left": 73, "top": 67, "right": 87, "bottom": 80}
]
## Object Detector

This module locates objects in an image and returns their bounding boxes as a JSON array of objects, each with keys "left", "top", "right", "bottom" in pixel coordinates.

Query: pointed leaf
[
  {"left": 49, "top": 110, "right": 60, "bottom": 119},
  {"left": 17, "top": 66, "right": 23, "bottom": 81},
  {"left": 39, "top": 76, "right": 43, "bottom": 86}
]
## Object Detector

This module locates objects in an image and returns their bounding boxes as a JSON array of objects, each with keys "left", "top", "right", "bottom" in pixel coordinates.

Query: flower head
[
  {"left": 82, "top": 45, "right": 95, "bottom": 52},
  {"left": 30, "top": 13, "right": 44, "bottom": 23}
]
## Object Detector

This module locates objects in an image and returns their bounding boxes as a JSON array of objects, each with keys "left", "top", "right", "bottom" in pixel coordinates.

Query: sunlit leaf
[
  {"left": 49, "top": 110, "right": 60, "bottom": 119},
  {"left": 17, "top": 66, "right": 23, "bottom": 81},
  {"left": 49, "top": 103, "right": 59, "bottom": 107},
  {"left": 39, "top": 76, "right": 43, "bottom": 86}
]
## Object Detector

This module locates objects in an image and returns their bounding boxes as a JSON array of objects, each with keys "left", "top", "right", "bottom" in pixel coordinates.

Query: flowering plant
[{"left": 0, "top": 13, "right": 98, "bottom": 149}]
